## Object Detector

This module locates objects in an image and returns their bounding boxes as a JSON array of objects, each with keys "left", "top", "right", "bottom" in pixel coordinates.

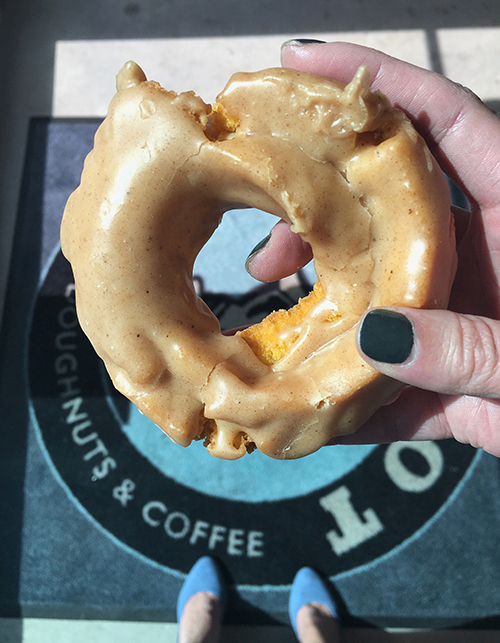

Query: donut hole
[{"left": 193, "top": 208, "right": 318, "bottom": 347}]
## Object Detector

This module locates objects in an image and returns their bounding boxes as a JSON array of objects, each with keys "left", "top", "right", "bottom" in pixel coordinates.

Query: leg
[
  {"left": 176, "top": 557, "right": 226, "bottom": 643},
  {"left": 294, "top": 602, "right": 340, "bottom": 643},
  {"left": 289, "top": 568, "right": 340, "bottom": 643},
  {"left": 177, "top": 591, "right": 222, "bottom": 643}
]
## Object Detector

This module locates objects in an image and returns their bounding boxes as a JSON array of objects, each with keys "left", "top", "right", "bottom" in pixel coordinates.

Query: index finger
[{"left": 281, "top": 41, "right": 500, "bottom": 211}]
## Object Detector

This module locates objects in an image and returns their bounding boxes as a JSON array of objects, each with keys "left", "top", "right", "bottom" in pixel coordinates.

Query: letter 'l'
[{"left": 319, "top": 486, "right": 383, "bottom": 556}]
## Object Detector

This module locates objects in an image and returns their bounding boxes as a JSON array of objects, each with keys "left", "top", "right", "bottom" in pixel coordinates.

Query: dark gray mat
[{"left": 1, "top": 118, "right": 499, "bottom": 629}]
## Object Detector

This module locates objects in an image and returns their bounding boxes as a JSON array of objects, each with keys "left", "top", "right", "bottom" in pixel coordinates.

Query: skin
[
  {"left": 178, "top": 594, "right": 339, "bottom": 643},
  {"left": 178, "top": 592, "right": 222, "bottom": 643},
  {"left": 247, "top": 41, "right": 500, "bottom": 457},
  {"left": 295, "top": 603, "right": 340, "bottom": 643}
]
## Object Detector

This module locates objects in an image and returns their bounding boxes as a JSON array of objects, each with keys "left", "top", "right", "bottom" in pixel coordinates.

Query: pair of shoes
[
  {"left": 176, "top": 556, "right": 226, "bottom": 623},
  {"left": 289, "top": 567, "right": 338, "bottom": 638},
  {"left": 177, "top": 558, "right": 338, "bottom": 640}
]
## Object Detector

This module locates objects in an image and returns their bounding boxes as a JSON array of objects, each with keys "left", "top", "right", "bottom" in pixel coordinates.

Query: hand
[{"left": 246, "top": 41, "right": 500, "bottom": 456}]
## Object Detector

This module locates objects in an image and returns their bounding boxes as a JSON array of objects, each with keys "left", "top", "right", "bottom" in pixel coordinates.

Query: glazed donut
[{"left": 61, "top": 61, "right": 457, "bottom": 460}]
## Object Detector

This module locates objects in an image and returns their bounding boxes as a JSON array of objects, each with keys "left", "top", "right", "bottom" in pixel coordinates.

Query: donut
[{"left": 60, "top": 61, "right": 457, "bottom": 460}]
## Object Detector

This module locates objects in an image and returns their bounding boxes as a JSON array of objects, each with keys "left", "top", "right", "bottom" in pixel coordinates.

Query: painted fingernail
[
  {"left": 358, "top": 310, "right": 414, "bottom": 364},
  {"left": 245, "top": 233, "right": 271, "bottom": 271},
  {"left": 281, "top": 38, "right": 326, "bottom": 48}
]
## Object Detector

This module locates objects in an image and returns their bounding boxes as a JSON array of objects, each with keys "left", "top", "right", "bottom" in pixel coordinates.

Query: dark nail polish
[
  {"left": 245, "top": 233, "right": 271, "bottom": 266},
  {"left": 282, "top": 38, "right": 326, "bottom": 48},
  {"left": 294, "top": 38, "right": 326, "bottom": 44},
  {"left": 359, "top": 310, "right": 414, "bottom": 364}
]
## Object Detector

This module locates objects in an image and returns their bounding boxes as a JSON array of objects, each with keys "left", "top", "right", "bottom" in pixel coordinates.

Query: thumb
[{"left": 356, "top": 307, "right": 500, "bottom": 398}]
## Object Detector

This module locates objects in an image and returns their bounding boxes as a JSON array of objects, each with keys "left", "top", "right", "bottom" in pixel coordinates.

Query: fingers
[
  {"left": 347, "top": 306, "right": 500, "bottom": 455},
  {"left": 357, "top": 307, "right": 500, "bottom": 398},
  {"left": 247, "top": 205, "right": 471, "bottom": 285},
  {"left": 451, "top": 205, "right": 471, "bottom": 247},
  {"left": 332, "top": 386, "right": 453, "bottom": 445},
  {"left": 246, "top": 219, "right": 312, "bottom": 282},
  {"left": 334, "top": 374, "right": 500, "bottom": 456},
  {"left": 281, "top": 40, "right": 500, "bottom": 210}
]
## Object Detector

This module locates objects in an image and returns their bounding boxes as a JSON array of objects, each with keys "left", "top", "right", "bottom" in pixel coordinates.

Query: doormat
[{"left": 1, "top": 118, "right": 499, "bottom": 629}]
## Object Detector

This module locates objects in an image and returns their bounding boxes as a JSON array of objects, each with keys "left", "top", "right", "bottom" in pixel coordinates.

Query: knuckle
[{"left": 453, "top": 315, "right": 500, "bottom": 396}]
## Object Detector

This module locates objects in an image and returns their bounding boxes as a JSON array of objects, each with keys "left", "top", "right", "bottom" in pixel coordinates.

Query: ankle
[
  {"left": 296, "top": 602, "right": 340, "bottom": 643},
  {"left": 178, "top": 592, "right": 222, "bottom": 643}
]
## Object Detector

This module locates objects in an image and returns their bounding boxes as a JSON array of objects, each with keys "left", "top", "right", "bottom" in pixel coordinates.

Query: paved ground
[{"left": 2, "top": 0, "right": 500, "bottom": 324}]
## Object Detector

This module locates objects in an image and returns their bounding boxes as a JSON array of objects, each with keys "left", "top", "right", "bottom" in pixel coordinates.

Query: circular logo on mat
[{"left": 28, "top": 250, "right": 478, "bottom": 586}]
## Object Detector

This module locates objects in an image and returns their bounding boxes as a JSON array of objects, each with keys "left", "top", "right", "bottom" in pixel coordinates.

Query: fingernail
[
  {"left": 281, "top": 38, "right": 326, "bottom": 48},
  {"left": 358, "top": 310, "right": 414, "bottom": 364},
  {"left": 245, "top": 233, "right": 271, "bottom": 271}
]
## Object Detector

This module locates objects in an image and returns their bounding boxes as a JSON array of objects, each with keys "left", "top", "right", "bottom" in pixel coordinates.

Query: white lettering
[
  {"left": 92, "top": 456, "right": 117, "bottom": 481},
  {"left": 65, "top": 284, "right": 76, "bottom": 301},
  {"left": 164, "top": 512, "right": 191, "bottom": 539},
  {"left": 247, "top": 531, "right": 264, "bottom": 557},
  {"left": 61, "top": 397, "right": 115, "bottom": 481},
  {"left": 209, "top": 525, "right": 227, "bottom": 550},
  {"left": 189, "top": 520, "right": 210, "bottom": 545},
  {"left": 72, "top": 424, "right": 98, "bottom": 446},
  {"left": 228, "top": 529, "right": 245, "bottom": 556},
  {"left": 55, "top": 353, "right": 78, "bottom": 375},
  {"left": 142, "top": 501, "right": 265, "bottom": 557},
  {"left": 385, "top": 442, "right": 444, "bottom": 493},
  {"left": 112, "top": 479, "right": 136, "bottom": 507},
  {"left": 83, "top": 439, "right": 109, "bottom": 461},
  {"left": 57, "top": 306, "right": 79, "bottom": 329},
  {"left": 57, "top": 375, "right": 81, "bottom": 398},
  {"left": 319, "top": 486, "right": 383, "bottom": 556},
  {"left": 54, "top": 291, "right": 116, "bottom": 483},
  {"left": 55, "top": 330, "right": 77, "bottom": 350},
  {"left": 143, "top": 501, "right": 167, "bottom": 527},
  {"left": 62, "top": 397, "right": 87, "bottom": 424}
]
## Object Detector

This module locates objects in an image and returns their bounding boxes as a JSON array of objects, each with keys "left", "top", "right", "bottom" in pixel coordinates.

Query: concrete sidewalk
[{"left": 1, "top": 0, "right": 500, "bottom": 324}]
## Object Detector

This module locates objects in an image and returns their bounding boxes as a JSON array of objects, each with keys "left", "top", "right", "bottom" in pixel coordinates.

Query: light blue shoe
[
  {"left": 289, "top": 567, "right": 338, "bottom": 638},
  {"left": 176, "top": 556, "right": 227, "bottom": 624}
]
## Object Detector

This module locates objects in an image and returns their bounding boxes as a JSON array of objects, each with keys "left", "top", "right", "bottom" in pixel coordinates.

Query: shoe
[
  {"left": 176, "top": 556, "right": 226, "bottom": 623},
  {"left": 289, "top": 567, "right": 338, "bottom": 638}
]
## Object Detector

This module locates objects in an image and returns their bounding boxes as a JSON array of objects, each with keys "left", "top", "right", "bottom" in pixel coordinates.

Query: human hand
[{"left": 246, "top": 41, "right": 500, "bottom": 456}]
